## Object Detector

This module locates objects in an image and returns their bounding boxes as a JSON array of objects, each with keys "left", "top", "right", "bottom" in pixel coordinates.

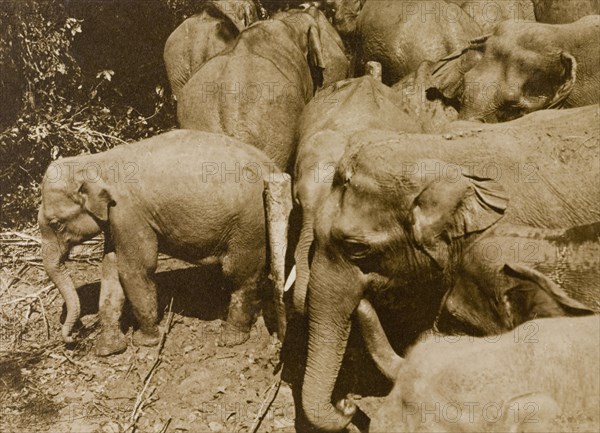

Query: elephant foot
[
  {"left": 217, "top": 322, "right": 251, "bottom": 347},
  {"left": 132, "top": 327, "right": 161, "bottom": 347},
  {"left": 95, "top": 330, "right": 128, "bottom": 357}
]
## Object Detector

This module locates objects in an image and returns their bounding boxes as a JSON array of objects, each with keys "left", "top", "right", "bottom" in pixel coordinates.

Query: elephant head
[
  {"left": 430, "top": 21, "right": 578, "bottom": 122},
  {"left": 436, "top": 262, "right": 595, "bottom": 336},
  {"left": 532, "top": 0, "right": 600, "bottom": 24},
  {"left": 357, "top": 298, "right": 585, "bottom": 433},
  {"left": 326, "top": 0, "right": 365, "bottom": 36},
  {"left": 273, "top": 5, "right": 349, "bottom": 89},
  {"left": 209, "top": 0, "right": 259, "bottom": 32},
  {"left": 300, "top": 141, "right": 508, "bottom": 431},
  {"left": 38, "top": 161, "right": 114, "bottom": 342}
]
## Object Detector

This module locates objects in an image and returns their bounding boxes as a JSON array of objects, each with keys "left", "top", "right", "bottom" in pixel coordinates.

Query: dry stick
[
  {"left": 0, "top": 283, "right": 55, "bottom": 306},
  {"left": 5, "top": 264, "right": 29, "bottom": 291},
  {"left": 92, "top": 400, "right": 126, "bottom": 432},
  {"left": 1, "top": 231, "right": 41, "bottom": 243},
  {"left": 249, "top": 370, "right": 283, "bottom": 433},
  {"left": 126, "top": 299, "right": 175, "bottom": 433},
  {"left": 61, "top": 350, "right": 87, "bottom": 368},
  {"left": 157, "top": 417, "right": 172, "bottom": 433}
]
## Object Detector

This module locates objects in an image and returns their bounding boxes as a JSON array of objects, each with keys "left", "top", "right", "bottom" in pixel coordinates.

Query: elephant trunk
[
  {"left": 293, "top": 218, "right": 314, "bottom": 314},
  {"left": 301, "top": 252, "right": 361, "bottom": 431},
  {"left": 356, "top": 299, "right": 403, "bottom": 381},
  {"left": 39, "top": 216, "right": 80, "bottom": 343}
]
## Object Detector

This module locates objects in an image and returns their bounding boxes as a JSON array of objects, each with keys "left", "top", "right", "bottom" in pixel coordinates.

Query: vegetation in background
[
  {"left": 0, "top": 0, "right": 182, "bottom": 228},
  {"left": 0, "top": 0, "right": 304, "bottom": 228}
]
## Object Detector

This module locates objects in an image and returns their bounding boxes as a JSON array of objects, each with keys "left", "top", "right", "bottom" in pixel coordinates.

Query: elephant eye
[{"left": 341, "top": 239, "right": 371, "bottom": 260}]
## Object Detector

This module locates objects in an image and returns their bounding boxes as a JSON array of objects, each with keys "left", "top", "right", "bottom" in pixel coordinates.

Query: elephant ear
[
  {"left": 428, "top": 35, "right": 489, "bottom": 101},
  {"left": 501, "top": 392, "right": 560, "bottom": 433},
  {"left": 546, "top": 52, "right": 577, "bottom": 109},
  {"left": 501, "top": 263, "right": 594, "bottom": 328},
  {"left": 307, "top": 24, "right": 325, "bottom": 89},
  {"left": 78, "top": 180, "right": 114, "bottom": 222},
  {"left": 410, "top": 173, "right": 508, "bottom": 268},
  {"left": 329, "top": 0, "right": 363, "bottom": 36}
]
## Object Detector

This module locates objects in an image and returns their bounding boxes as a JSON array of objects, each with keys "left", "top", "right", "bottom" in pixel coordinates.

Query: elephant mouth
[
  {"left": 364, "top": 272, "right": 393, "bottom": 293},
  {"left": 433, "top": 307, "right": 486, "bottom": 337}
]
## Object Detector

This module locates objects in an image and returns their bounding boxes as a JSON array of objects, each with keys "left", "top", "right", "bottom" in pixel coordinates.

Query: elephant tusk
[
  {"left": 284, "top": 265, "right": 296, "bottom": 292},
  {"left": 366, "top": 61, "right": 382, "bottom": 81}
]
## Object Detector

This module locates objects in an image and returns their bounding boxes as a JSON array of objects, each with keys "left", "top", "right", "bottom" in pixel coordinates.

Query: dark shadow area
[{"left": 67, "top": 265, "right": 232, "bottom": 327}]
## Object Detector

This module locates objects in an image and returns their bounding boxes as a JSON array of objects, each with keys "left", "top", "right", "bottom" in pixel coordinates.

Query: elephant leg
[
  {"left": 113, "top": 223, "right": 160, "bottom": 347},
  {"left": 218, "top": 247, "right": 264, "bottom": 347},
  {"left": 95, "top": 246, "right": 127, "bottom": 356}
]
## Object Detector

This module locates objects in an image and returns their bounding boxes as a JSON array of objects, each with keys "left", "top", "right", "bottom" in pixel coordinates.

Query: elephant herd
[{"left": 38, "top": 1, "right": 599, "bottom": 432}]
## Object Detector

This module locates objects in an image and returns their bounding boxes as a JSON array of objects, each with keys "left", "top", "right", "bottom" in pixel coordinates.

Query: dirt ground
[{"left": 0, "top": 232, "right": 384, "bottom": 433}]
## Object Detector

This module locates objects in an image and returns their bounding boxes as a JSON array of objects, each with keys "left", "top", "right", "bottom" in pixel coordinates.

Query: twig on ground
[
  {"left": 4, "top": 264, "right": 29, "bottom": 292},
  {"left": 61, "top": 350, "right": 87, "bottom": 368},
  {"left": 0, "top": 283, "right": 55, "bottom": 306},
  {"left": 157, "top": 417, "right": 172, "bottom": 433},
  {"left": 92, "top": 400, "right": 126, "bottom": 432},
  {"left": 249, "top": 370, "right": 283, "bottom": 433},
  {"left": 125, "top": 298, "right": 174, "bottom": 433},
  {"left": 1, "top": 231, "right": 41, "bottom": 244}
]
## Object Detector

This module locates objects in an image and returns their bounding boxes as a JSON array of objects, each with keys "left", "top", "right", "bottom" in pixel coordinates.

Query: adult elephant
[
  {"left": 359, "top": 300, "right": 600, "bottom": 433},
  {"left": 292, "top": 64, "right": 422, "bottom": 314},
  {"left": 532, "top": 0, "right": 599, "bottom": 24},
  {"left": 435, "top": 221, "right": 600, "bottom": 336},
  {"left": 326, "top": 0, "right": 480, "bottom": 85},
  {"left": 163, "top": 0, "right": 259, "bottom": 100},
  {"left": 430, "top": 15, "right": 600, "bottom": 122},
  {"left": 300, "top": 105, "right": 600, "bottom": 431},
  {"left": 448, "top": 0, "right": 535, "bottom": 33},
  {"left": 392, "top": 60, "right": 459, "bottom": 134},
  {"left": 178, "top": 5, "right": 349, "bottom": 172}
]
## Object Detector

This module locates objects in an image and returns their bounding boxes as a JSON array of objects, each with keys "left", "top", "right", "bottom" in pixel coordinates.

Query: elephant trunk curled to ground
[
  {"left": 299, "top": 105, "right": 600, "bottom": 431},
  {"left": 39, "top": 130, "right": 282, "bottom": 355}
]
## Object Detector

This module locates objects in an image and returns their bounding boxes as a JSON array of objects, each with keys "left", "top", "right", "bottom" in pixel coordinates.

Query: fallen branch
[
  {"left": 126, "top": 298, "right": 174, "bottom": 433},
  {"left": 249, "top": 370, "right": 282, "bottom": 433},
  {"left": 5, "top": 264, "right": 29, "bottom": 291},
  {"left": 157, "top": 417, "right": 172, "bottom": 433},
  {"left": 1, "top": 231, "right": 41, "bottom": 244},
  {"left": 0, "top": 284, "right": 55, "bottom": 306}
]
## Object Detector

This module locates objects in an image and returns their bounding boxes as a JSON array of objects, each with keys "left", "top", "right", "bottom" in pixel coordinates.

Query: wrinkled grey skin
[
  {"left": 532, "top": 0, "right": 599, "bottom": 24},
  {"left": 357, "top": 300, "right": 600, "bottom": 433},
  {"left": 178, "top": 6, "right": 349, "bottom": 172},
  {"left": 300, "top": 105, "right": 599, "bottom": 431},
  {"left": 327, "top": 0, "right": 480, "bottom": 85},
  {"left": 163, "top": 0, "right": 259, "bottom": 100},
  {"left": 431, "top": 15, "right": 600, "bottom": 122},
  {"left": 39, "top": 130, "right": 276, "bottom": 356},
  {"left": 448, "top": 0, "right": 535, "bottom": 33},
  {"left": 392, "top": 61, "right": 459, "bottom": 133},
  {"left": 292, "top": 73, "right": 422, "bottom": 315},
  {"left": 436, "top": 222, "right": 600, "bottom": 336}
]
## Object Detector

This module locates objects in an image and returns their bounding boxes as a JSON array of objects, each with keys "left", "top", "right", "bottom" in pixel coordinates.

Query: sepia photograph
[{"left": 0, "top": 1, "right": 599, "bottom": 432}]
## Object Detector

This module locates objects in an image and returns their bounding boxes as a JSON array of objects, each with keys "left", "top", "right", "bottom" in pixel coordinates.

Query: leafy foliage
[
  {"left": 0, "top": 0, "right": 298, "bottom": 228},
  {"left": 0, "top": 0, "right": 182, "bottom": 228}
]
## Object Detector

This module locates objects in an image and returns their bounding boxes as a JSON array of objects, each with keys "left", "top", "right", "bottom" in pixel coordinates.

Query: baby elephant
[
  {"left": 39, "top": 130, "right": 279, "bottom": 355},
  {"left": 357, "top": 300, "right": 600, "bottom": 433}
]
